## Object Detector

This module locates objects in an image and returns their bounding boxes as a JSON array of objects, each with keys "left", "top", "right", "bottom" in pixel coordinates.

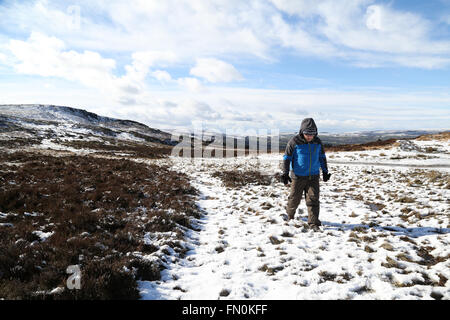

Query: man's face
[{"left": 303, "top": 133, "right": 314, "bottom": 142}]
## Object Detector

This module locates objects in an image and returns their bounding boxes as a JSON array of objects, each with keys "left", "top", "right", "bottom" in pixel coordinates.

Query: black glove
[
  {"left": 281, "top": 173, "right": 292, "bottom": 185},
  {"left": 323, "top": 172, "right": 331, "bottom": 182}
]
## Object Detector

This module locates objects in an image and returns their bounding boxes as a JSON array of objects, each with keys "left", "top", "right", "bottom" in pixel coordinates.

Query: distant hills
[
  {"left": 166, "top": 128, "right": 447, "bottom": 153},
  {"left": 1, "top": 104, "right": 447, "bottom": 153},
  {"left": 278, "top": 129, "right": 447, "bottom": 149}
]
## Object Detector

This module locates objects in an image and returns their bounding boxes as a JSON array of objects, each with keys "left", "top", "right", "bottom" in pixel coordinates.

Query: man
[{"left": 281, "top": 118, "right": 331, "bottom": 231}]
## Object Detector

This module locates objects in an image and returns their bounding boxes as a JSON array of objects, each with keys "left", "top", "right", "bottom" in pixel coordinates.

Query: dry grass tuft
[{"left": 211, "top": 170, "right": 274, "bottom": 188}]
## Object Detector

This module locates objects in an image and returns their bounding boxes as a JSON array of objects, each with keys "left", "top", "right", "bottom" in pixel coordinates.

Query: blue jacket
[
  {"left": 283, "top": 137, "right": 328, "bottom": 177},
  {"left": 282, "top": 118, "right": 328, "bottom": 177}
]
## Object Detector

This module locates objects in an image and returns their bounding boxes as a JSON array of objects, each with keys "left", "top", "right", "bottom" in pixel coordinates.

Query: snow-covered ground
[
  {"left": 328, "top": 139, "right": 450, "bottom": 168},
  {"left": 139, "top": 138, "right": 449, "bottom": 300}
]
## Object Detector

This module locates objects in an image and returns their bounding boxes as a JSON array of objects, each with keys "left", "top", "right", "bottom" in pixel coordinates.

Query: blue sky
[{"left": 0, "top": 0, "right": 449, "bottom": 133}]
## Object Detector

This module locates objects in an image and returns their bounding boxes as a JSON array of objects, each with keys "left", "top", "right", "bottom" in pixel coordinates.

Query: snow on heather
[{"left": 139, "top": 139, "right": 449, "bottom": 300}]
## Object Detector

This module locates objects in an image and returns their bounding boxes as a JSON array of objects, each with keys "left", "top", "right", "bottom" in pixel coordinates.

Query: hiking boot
[{"left": 309, "top": 224, "right": 321, "bottom": 232}]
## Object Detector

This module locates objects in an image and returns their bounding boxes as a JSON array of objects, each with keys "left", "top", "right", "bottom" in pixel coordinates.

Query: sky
[{"left": 0, "top": 0, "right": 450, "bottom": 133}]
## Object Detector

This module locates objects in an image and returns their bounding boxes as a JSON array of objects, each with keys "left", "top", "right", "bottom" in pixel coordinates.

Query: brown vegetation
[
  {"left": 0, "top": 151, "right": 200, "bottom": 299},
  {"left": 211, "top": 170, "right": 274, "bottom": 188},
  {"left": 57, "top": 138, "right": 172, "bottom": 159},
  {"left": 326, "top": 139, "right": 398, "bottom": 152},
  {"left": 0, "top": 137, "right": 43, "bottom": 148},
  {"left": 415, "top": 131, "right": 450, "bottom": 142}
]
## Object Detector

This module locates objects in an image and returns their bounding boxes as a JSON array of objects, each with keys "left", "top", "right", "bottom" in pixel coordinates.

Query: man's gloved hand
[
  {"left": 281, "top": 173, "right": 292, "bottom": 185},
  {"left": 323, "top": 172, "right": 332, "bottom": 182}
]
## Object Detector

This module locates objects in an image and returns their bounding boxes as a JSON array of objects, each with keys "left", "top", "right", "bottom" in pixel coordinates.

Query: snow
[
  {"left": 39, "top": 138, "right": 90, "bottom": 154},
  {"left": 32, "top": 230, "right": 54, "bottom": 242},
  {"left": 139, "top": 142, "right": 449, "bottom": 300},
  {"left": 116, "top": 132, "right": 145, "bottom": 142},
  {"left": 0, "top": 104, "right": 104, "bottom": 124},
  {"left": 327, "top": 138, "right": 450, "bottom": 170}
]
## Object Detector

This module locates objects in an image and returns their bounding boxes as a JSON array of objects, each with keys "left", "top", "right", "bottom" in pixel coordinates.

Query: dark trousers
[{"left": 286, "top": 175, "right": 321, "bottom": 226}]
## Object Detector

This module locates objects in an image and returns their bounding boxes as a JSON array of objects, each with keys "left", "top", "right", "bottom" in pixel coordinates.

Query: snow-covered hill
[{"left": 0, "top": 104, "right": 174, "bottom": 149}]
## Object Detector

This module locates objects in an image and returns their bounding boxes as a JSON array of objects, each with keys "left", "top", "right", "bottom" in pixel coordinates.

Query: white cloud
[
  {"left": 270, "top": 0, "right": 450, "bottom": 67},
  {"left": 177, "top": 77, "right": 204, "bottom": 92},
  {"left": 2, "top": 0, "right": 450, "bottom": 69},
  {"left": 0, "top": 0, "right": 83, "bottom": 35},
  {"left": 106, "top": 97, "right": 223, "bottom": 129},
  {"left": 178, "top": 99, "right": 221, "bottom": 120},
  {"left": 8, "top": 32, "right": 116, "bottom": 91},
  {"left": 317, "top": 119, "right": 376, "bottom": 130},
  {"left": 118, "top": 50, "right": 177, "bottom": 94},
  {"left": 117, "top": 96, "right": 137, "bottom": 106},
  {"left": 151, "top": 70, "right": 172, "bottom": 83},
  {"left": 1, "top": 73, "right": 450, "bottom": 132},
  {"left": 6, "top": 32, "right": 182, "bottom": 102},
  {"left": 190, "top": 58, "right": 243, "bottom": 83},
  {"left": 130, "top": 51, "right": 177, "bottom": 70},
  {"left": 80, "top": 0, "right": 272, "bottom": 58}
]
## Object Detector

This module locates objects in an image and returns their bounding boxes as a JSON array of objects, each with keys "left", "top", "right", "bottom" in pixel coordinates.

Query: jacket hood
[{"left": 299, "top": 118, "right": 318, "bottom": 136}]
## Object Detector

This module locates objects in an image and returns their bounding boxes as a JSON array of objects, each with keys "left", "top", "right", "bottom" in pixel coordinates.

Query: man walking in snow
[{"left": 281, "top": 118, "right": 331, "bottom": 231}]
